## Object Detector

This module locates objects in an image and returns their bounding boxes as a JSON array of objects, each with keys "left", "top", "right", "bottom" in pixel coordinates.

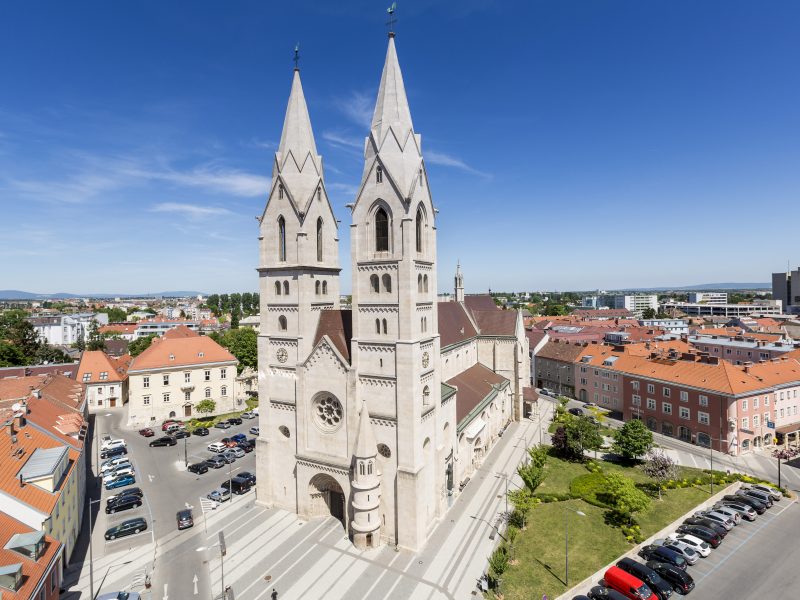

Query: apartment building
[
  {"left": 663, "top": 300, "right": 782, "bottom": 317},
  {"left": 127, "top": 326, "right": 238, "bottom": 426},
  {"left": 534, "top": 340, "right": 584, "bottom": 397},
  {"left": 0, "top": 512, "right": 63, "bottom": 600},
  {"left": 77, "top": 351, "right": 131, "bottom": 411},
  {"left": 28, "top": 313, "right": 108, "bottom": 346},
  {"left": 772, "top": 267, "right": 800, "bottom": 314},
  {"left": 134, "top": 318, "right": 201, "bottom": 338},
  {"left": 687, "top": 292, "right": 728, "bottom": 304},
  {"left": 688, "top": 334, "right": 799, "bottom": 364},
  {"left": 639, "top": 318, "right": 689, "bottom": 334}
]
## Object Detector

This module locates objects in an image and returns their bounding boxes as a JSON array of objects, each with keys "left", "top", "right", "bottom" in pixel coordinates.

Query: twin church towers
[{"left": 255, "top": 33, "right": 452, "bottom": 551}]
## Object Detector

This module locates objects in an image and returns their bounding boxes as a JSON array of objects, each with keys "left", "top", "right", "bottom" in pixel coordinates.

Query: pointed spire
[
  {"left": 278, "top": 69, "right": 318, "bottom": 160},
  {"left": 371, "top": 35, "right": 414, "bottom": 144},
  {"left": 355, "top": 400, "right": 378, "bottom": 458}
]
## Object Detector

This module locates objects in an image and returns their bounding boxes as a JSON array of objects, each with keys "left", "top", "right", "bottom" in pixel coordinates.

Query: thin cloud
[
  {"left": 249, "top": 137, "right": 277, "bottom": 150},
  {"left": 426, "top": 150, "right": 491, "bottom": 179},
  {"left": 334, "top": 91, "right": 373, "bottom": 129},
  {"left": 327, "top": 182, "right": 359, "bottom": 197},
  {"left": 5, "top": 172, "right": 126, "bottom": 204},
  {"left": 322, "top": 131, "right": 363, "bottom": 150},
  {"left": 146, "top": 165, "right": 269, "bottom": 197},
  {"left": 150, "top": 202, "right": 233, "bottom": 219}
]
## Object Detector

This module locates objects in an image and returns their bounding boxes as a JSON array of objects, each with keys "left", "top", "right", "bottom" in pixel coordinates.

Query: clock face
[
  {"left": 422, "top": 351, "right": 430, "bottom": 369},
  {"left": 276, "top": 348, "right": 288, "bottom": 364}
]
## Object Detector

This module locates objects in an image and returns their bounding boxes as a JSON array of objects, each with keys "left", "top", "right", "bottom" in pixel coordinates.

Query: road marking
[
  {"left": 148, "top": 474, "right": 155, "bottom": 482},
  {"left": 193, "top": 573, "right": 199, "bottom": 595},
  {"left": 163, "top": 583, "right": 168, "bottom": 600}
]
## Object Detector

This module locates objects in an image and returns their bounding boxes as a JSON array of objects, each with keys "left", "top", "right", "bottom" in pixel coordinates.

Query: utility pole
[{"left": 219, "top": 531, "right": 226, "bottom": 600}]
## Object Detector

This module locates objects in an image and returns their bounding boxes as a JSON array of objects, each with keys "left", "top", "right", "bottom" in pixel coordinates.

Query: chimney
[{"left": 707, "top": 356, "right": 720, "bottom": 365}]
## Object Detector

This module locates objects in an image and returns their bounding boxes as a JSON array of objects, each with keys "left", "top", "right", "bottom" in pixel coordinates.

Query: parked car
[
  {"left": 100, "top": 459, "right": 131, "bottom": 475},
  {"left": 231, "top": 433, "right": 247, "bottom": 443},
  {"left": 220, "top": 450, "right": 237, "bottom": 464},
  {"left": 188, "top": 462, "right": 209, "bottom": 475},
  {"left": 646, "top": 561, "right": 694, "bottom": 595},
  {"left": 149, "top": 436, "right": 177, "bottom": 447},
  {"left": 249, "top": 426, "right": 260, "bottom": 436},
  {"left": 104, "top": 517, "right": 147, "bottom": 540},
  {"left": 208, "top": 441, "right": 227, "bottom": 453},
  {"left": 206, "top": 456, "right": 226, "bottom": 469},
  {"left": 655, "top": 538, "right": 699, "bottom": 565},
  {"left": 666, "top": 533, "right": 710, "bottom": 557},
  {"left": 194, "top": 427, "right": 210, "bottom": 436},
  {"left": 746, "top": 484, "right": 782, "bottom": 501},
  {"left": 638, "top": 545, "right": 687, "bottom": 571},
  {"left": 101, "top": 438, "right": 127, "bottom": 451},
  {"left": 737, "top": 488, "right": 774, "bottom": 507},
  {"left": 695, "top": 510, "right": 734, "bottom": 530},
  {"left": 161, "top": 420, "right": 180, "bottom": 431},
  {"left": 214, "top": 421, "right": 232, "bottom": 430},
  {"left": 603, "top": 565, "right": 655, "bottom": 600},
  {"left": 238, "top": 471, "right": 256, "bottom": 485},
  {"left": 97, "top": 592, "right": 141, "bottom": 600},
  {"left": 238, "top": 440, "right": 254, "bottom": 453},
  {"left": 103, "top": 466, "right": 135, "bottom": 483},
  {"left": 227, "top": 417, "right": 243, "bottom": 426},
  {"left": 718, "top": 501, "right": 757, "bottom": 521},
  {"left": 674, "top": 525, "right": 721, "bottom": 548},
  {"left": 723, "top": 493, "right": 766, "bottom": 514},
  {"left": 107, "top": 487, "right": 143, "bottom": 503},
  {"left": 223, "top": 439, "right": 240, "bottom": 448},
  {"left": 207, "top": 487, "right": 231, "bottom": 503},
  {"left": 105, "top": 494, "right": 142, "bottom": 514},
  {"left": 138, "top": 428, "right": 155, "bottom": 437},
  {"left": 568, "top": 407, "right": 584, "bottom": 416},
  {"left": 681, "top": 517, "right": 727, "bottom": 537},
  {"left": 540, "top": 388, "right": 555, "bottom": 397},
  {"left": 709, "top": 504, "right": 740, "bottom": 525},
  {"left": 221, "top": 476, "right": 253, "bottom": 495},
  {"left": 105, "top": 474, "right": 136, "bottom": 490},
  {"left": 177, "top": 509, "right": 194, "bottom": 530},
  {"left": 230, "top": 447, "right": 245, "bottom": 459},
  {"left": 615, "top": 557, "right": 673, "bottom": 600},
  {"left": 588, "top": 586, "right": 629, "bottom": 600},
  {"left": 101, "top": 446, "right": 128, "bottom": 460},
  {"left": 172, "top": 430, "right": 191, "bottom": 439},
  {"left": 241, "top": 411, "right": 257, "bottom": 419}
]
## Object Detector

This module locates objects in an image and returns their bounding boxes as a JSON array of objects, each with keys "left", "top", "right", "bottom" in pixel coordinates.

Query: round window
[
  {"left": 314, "top": 395, "right": 343, "bottom": 431},
  {"left": 279, "top": 425, "right": 290, "bottom": 438},
  {"left": 377, "top": 443, "right": 391, "bottom": 458}
]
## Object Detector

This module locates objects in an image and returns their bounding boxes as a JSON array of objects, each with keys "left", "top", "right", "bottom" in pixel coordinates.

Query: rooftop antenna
[
  {"left": 293, "top": 43, "right": 300, "bottom": 71},
  {"left": 386, "top": 2, "right": 397, "bottom": 36}
]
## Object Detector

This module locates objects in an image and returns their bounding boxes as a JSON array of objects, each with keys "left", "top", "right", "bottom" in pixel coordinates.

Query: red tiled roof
[
  {"left": 77, "top": 351, "right": 129, "bottom": 384},
  {"left": 313, "top": 310, "right": 352, "bottom": 363},
  {"left": 463, "top": 295, "right": 499, "bottom": 312},
  {"left": 99, "top": 323, "right": 137, "bottom": 335},
  {"left": 571, "top": 309, "right": 633, "bottom": 319},
  {"left": 447, "top": 363, "right": 508, "bottom": 424},
  {"left": 0, "top": 363, "right": 78, "bottom": 379},
  {"left": 438, "top": 302, "right": 478, "bottom": 347},
  {"left": 0, "top": 512, "right": 62, "bottom": 600},
  {"left": 163, "top": 325, "right": 200, "bottom": 339},
  {"left": 129, "top": 332, "right": 236, "bottom": 371},
  {"left": 471, "top": 310, "right": 518, "bottom": 336}
]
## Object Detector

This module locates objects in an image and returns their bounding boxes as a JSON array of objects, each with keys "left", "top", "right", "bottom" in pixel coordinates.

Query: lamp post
[
  {"left": 86, "top": 497, "right": 102, "bottom": 600},
  {"left": 184, "top": 435, "right": 189, "bottom": 468},
  {"left": 564, "top": 505, "right": 586, "bottom": 587},
  {"left": 469, "top": 515, "right": 507, "bottom": 542}
]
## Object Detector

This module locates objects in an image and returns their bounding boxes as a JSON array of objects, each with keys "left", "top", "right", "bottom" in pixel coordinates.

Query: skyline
[{"left": 2, "top": 1, "right": 799, "bottom": 294}]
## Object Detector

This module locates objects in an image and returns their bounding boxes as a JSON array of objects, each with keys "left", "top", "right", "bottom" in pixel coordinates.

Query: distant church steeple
[{"left": 455, "top": 261, "right": 464, "bottom": 302}]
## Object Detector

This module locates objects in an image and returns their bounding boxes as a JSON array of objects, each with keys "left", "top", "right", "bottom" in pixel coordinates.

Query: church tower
[
  {"left": 257, "top": 65, "right": 340, "bottom": 506},
  {"left": 350, "top": 33, "right": 450, "bottom": 550},
  {"left": 454, "top": 261, "right": 464, "bottom": 302},
  {"left": 350, "top": 400, "right": 381, "bottom": 549}
]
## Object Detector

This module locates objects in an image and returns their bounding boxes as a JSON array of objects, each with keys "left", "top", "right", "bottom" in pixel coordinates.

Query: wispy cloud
[
  {"left": 249, "top": 137, "right": 277, "bottom": 150},
  {"left": 334, "top": 91, "right": 373, "bottom": 129},
  {"left": 150, "top": 202, "right": 233, "bottom": 219},
  {"left": 144, "top": 165, "right": 269, "bottom": 197},
  {"left": 4, "top": 172, "right": 127, "bottom": 204},
  {"left": 327, "top": 182, "right": 359, "bottom": 197},
  {"left": 322, "top": 130, "right": 363, "bottom": 150},
  {"left": 426, "top": 150, "right": 491, "bottom": 179}
]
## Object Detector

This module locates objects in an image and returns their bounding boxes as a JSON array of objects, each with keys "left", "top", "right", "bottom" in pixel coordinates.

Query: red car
[
  {"left": 161, "top": 420, "right": 179, "bottom": 431},
  {"left": 138, "top": 428, "right": 155, "bottom": 437}
]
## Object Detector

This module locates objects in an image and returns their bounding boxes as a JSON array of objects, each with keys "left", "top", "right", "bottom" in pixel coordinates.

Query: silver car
[
  {"left": 747, "top": 484, "right": 782, "bottom": 501},
  {"left": 655, "top": 538, "right": 699, "bottom": 565},
  {"left": 720, "top": 501, "right": 757, "bottom": 521},
  {"left": 697, "top": 510, "right": 734, "bottom": 530},
  {"left": 711, "top": 504, "right": 741, "bottom": 524}
]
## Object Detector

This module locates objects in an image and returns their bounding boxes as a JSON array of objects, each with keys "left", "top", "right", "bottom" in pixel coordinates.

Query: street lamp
[
  {"left": 470, "top": 515, "right": 507, "bottom": 542},
  {"left": 564, "top": 505, "right": 586, "bottom": 587},
  {"left": 86, "top": 497, "right": 102, "bottom": 600}
]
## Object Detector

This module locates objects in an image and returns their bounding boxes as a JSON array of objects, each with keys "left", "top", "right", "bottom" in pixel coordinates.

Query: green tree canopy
[
  {"left": 195, "top": 399, "right": 216, "bottom": 415},
  {"left": 129, "top": 334, "right": 157, "bottom": 357},
  {"left": 641, "top": 307, "right": 657, "bottom": 320},
  {"left": 99, "top": 307, "right": 127, "bottom": 323},
  {"left": 553, "top": 416, "right": 604, "bottom": 460},
  {"left": 612, "top": 419, "right": 654, "bottom": 461},
  {"left": 0, "top": 341, "right": 25, "bottom": 367},
  {"left": 0, "top": 310, "right": 40, "bottom": 360},
  {"left": 603, "top": 472, "right": 650, "bottom": 523},
  {"left": 86, "top": 320, "right": 106, "bottom": 351},
  {"left": 213, "top": 327, "right": 256, "bottom": 373},
  {"left": 642, "top": 450, "right": 679, "bottom": 499}
]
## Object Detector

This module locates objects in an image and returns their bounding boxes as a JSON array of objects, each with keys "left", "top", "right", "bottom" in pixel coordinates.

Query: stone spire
[
  {"left": 455, "top": 261, "right": 464, "bottom": 302},
  {"left": 354, "top": 400, "right": 378, "bottom": 458},
  {"left": 278, "top": 69, "right": 318, "bottom": 163},
  {"left": 351, "top": 400, "right": 381, "bottom": 549},
  {"left": 370, "top": 35, "right": 414, "bottom": 146}
]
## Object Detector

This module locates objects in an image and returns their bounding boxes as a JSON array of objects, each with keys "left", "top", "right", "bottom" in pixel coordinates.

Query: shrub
[{"left": 570, "top": 472, "right": 607, "bottom": 506}]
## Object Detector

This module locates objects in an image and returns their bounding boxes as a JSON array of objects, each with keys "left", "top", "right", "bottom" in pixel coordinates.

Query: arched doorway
[
  {"left": 763, "top": 434, "right": 772, "bottom": 446},
  {"left": 579, "top": 389, "right": 587, "bottom": 402},
  {"left": 646, "top": 417, "right": 657, "bottom": 432},
  {"left": 678, "top": 426, "right": 691, "bottom": 442},
  {"left": 308, "top": 474, "right": 346, "bottom": 528},
  {"left": 697, "top": 432, "right": 711, "bottom": 448}
]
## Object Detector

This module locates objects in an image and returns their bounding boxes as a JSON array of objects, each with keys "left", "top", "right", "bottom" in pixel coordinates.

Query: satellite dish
[{"left": 11, "top": 403, "right": 21, "bottom": 413}]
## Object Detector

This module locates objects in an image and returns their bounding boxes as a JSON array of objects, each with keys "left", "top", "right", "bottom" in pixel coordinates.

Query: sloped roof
[
  {"left": 447, "top": 363, "right": 508, "bottom": 425},
  {"left": 438, "top": 302, "right": 477, "bottom": 348},
  {"left": 471, "top": 310, "right": 518, "bottom": 336},
  {"left": 313, "top": 310, "right": 352, "bottom": 363},
  {"left": 129, "top": 333, "right": 236, "bottom": 371},
  {"left": 163, "top": 325, "right": 200, "bottom": 339},
  {"left": 536, "top": 340, "right": 587, "bottom": 362},
  {"left": 463, "top": 295, "right": 498, "bottom": 313},
  {"left": 77, "top": 351, "right": 129, "bottom": 384},
  {"left": 0, "top": 363, "right": 78, "bottom": 380},
  {"left": 371, "top": 35, "right": 414, "bottom": 149},
  {"left": 525, "top": 328, "right": 548, "bottom": 347},
  {"left": 354, "top": 400, "right": 377, "bottom": 458},
  {"left": 0, "top": 513, "right": 62, "bottom": 600}
]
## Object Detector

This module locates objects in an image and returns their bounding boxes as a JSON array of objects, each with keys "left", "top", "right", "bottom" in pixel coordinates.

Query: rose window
[{"left": 315, "top": 396, "right": 343, "bottom": 430}]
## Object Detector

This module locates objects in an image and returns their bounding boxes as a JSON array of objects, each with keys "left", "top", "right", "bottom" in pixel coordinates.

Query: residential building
[
  {"left": 126, "top": 326, "right": 238, "bottom": 425},
  {"left": 607, "top": 295, "right": 658, "bottom": 318},
  {"left": 76, "top": 351, "right": 131, "bottom": 411},
  {"left": 28, "top": 313, "right": 108, "bottom": 346},
  {"left": 639, "top": 318, "right": 689, "bottom": 334},
  {"left": 98, "top": 323, "right": 137, "bottom": 341},
  {"left": 0, "top": 512, "right": 63, "bottom": 600},
  {"left": 526, "top": 328, "right": 549, "bottom": 386},
  {"left": 134, "top": 318, "right": 200, "bottom": 338},
  {"left": 772, "top": 267, "right": 800, "bottom": 314},
  {"left": 570, "top": 308, "right": 633, "bottom": 320},
  {"left": 687, "top": 292, "right": 728, "bottom": 304},
  {"left": 239, "top": 315, "right": 260, "bottom": 332},
  {"left": 688, "top": 333, "right": 799, "bottom": 364},
  {"left": 663, "top": 299, "right": 783, "bottom": 317},
  {"left": 534, "top": 340, "right": 585, "bottom": 396}
]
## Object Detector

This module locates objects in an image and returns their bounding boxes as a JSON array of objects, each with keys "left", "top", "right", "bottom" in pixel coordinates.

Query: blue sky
[{"left": 1, "top": 1, "right": 798, "bottom": 295}]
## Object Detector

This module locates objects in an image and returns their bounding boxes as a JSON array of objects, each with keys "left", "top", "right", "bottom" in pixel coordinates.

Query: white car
[
  {"left": 241, "top": 411, "right": 257, "bottom": 419},
  {"left": 102, "top": 466, "right": 135, "bottom": 483},
  {"left": 207, "top": 442, "right": 227, "bottom": 453},
  {"left": 667, "top": 533, "right": 711, "bottom": 557},
  {"left": 711, "top": 504, "right": 741, "bottom": 525},
  {"left": 100, "top": 457, "right": 129, "bottom": 472},
  {"left": 249, "top": 427, "right": 260, "bottom": 436},
  {"left": 100, "top": 460, "right": 131, "bottom": 475},
  {"left": 101, "top": 438, "right": 127, "bottom": 451},
  {"left": 748, "top": 484, "right": 782, "bottom": 501}
]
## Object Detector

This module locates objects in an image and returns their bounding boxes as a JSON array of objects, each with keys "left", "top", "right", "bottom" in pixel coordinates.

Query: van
[
  {"left": 222, "top": 476, "right": 253, "bottom": 495},
  {"left": 604, "top": 566, "right": 654, "bottom": 600}
]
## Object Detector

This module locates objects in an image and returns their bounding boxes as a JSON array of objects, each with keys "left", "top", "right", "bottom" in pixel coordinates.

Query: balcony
[{"left": 180, "top": 384, "right": 195, "bottom": 392}]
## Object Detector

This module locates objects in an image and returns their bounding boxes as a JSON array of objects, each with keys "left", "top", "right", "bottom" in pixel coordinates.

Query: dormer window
[
  {"left": 5, "top": 530, "right": 46, "bottom": 561},
  {"left": 99, "top": 371, "right": 108, "bottom": 380},
  {"left": 0, "top": 562, "right": 22, "bottom": 591},
  {"left": 169, "top": 354, "right": 175, "bottom": 361},
  {"left": 376, "top": 166, "right": 383, "bottom": 184},
  {"left": 82, "top": 373, "right": 91, "bottom": 382},
  {"left": 198, "top": 351, "right": 204, "bottom": 358}
]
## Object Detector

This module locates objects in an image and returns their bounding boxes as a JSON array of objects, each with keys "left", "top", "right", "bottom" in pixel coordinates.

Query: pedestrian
[{"left": 271, "top": 589, "right": 278, "bottom": 600}]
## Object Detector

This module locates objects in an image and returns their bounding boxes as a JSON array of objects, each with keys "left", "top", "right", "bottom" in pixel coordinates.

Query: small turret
[
  {"left": 455, "top": 261, "right": 464, "bottom": 302},
  {"left": 350, "top": 400, "right": 381, "bottom": 549}
]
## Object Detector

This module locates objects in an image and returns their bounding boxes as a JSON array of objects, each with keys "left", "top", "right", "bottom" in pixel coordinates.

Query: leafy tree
[
  {"left": 220, "top": 294, "right": 230, "bottom": 314},
  {"left": 551, "top": 425, "right": 569, "bottom": 456},
  {"left": 195, "top": 399, "right": 216, "bottom": 415},
  {"left": 86, "top": 320, "right": 106, "bottom": 351},
  {"left": 100, "top": 307, "right": 127, "bottom": 323},
  {"left": 179, "top": 310, "right": 187, "bottom": 319},
  {"left": 74, "top": 334, "right": 86, "bottom": 352},
  {"left": 0, "top": 310, "right": 41, "bottom": 360},
  {"left": 230, "top": 293, "right": 242, "bottom": 314},
  {"left": 544, "top": 304, "right": 568, "bottom": 316},
  {"left": 612, "top": 419, "right": 654, "bottom": 462},
  {"left": 230, "top": 308, "right": 240, "bottom": 329},
  {"left": 0, "top": 341, "right": 25, "bottom": 367},
  {"left": 508, "top": 488, "right": 538, "bottom": 530},
  {"left": 643, "top": 450, "right": 679, "bottom": 500},
  {"left": 603, "top": 472, "right": 650, "bottom": 523},
  {"left": 214, "top": 327, "right": 256, "bottom": 373},
  {"left": 206, "top": 294, "right": 221, "bottom": 317},
  {"left": 517, "top": 446, "right": 548, "bottom": 494},
  {"left": 34, "top": 344, "right": 71, "bottom": 364},
  {"left": 128, "top": 334, "right": 157, "bottom": 357},
  {"left": 641, "top": 307, "right": 657, "bottom": 320},
  {"left": 487, "top": 544, "right": 509, "bottom": 588}
]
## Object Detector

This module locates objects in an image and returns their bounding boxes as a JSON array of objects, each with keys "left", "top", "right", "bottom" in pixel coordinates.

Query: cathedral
[{"left": 255, "top": 32, "right": 531, "bottom": 551}]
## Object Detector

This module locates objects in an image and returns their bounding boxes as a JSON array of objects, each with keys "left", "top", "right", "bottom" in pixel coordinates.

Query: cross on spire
[
  {"left": 293, "top": 43, "right": 300, "bottom": 71},
  {"left": 386, "top": 2, "right": 397, "bottom": 36}
]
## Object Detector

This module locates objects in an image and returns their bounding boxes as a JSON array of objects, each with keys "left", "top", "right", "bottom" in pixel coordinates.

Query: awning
[
  {"left": 464, "top": 418, "right": 486, "bottom": 440},
  {"left": 776, "top": 421, "right": 800, "bottom": 435}
]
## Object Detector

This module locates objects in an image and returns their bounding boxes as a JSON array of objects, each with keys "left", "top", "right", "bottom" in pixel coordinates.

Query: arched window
[
  {"left": 359, "top": 463, "right": 365, "bottom": 476},
  {"left": 367, "top": 461, "right": 373, "bottom": 475},
  {"left": 423, "top": 274, "right": 429, "bottom": 293},
  {"left": 370, "top": 274, "right": 379, "bottom": 293},
  {"left": 415, "top": 207, "right": 423, "bottom": 253},
  {"left": 315, "top": 281, "right": 321, "bottom": 295},
  {"left": 322, "top": 281, "right": 328, "bottom": 295},
  {"left": 423, "top": 386, "right": 431, "bottom": 406},
  {"left": 382, "top": 274, "right": 392, "bottom": 293},
  {"left": 275, "top": 281, "right": 282, "bottom": 296},
  {"left": 376, "top": 166, "right": 383, "bottom": 184},
  {"left": 279, "top": 315, "right": 287, "bottom": 331},
  {"left": 375, "top": 319, "right": 381, "bottom": 334},
  {"left": 205, "top": 387, "right": 211, "bottom": 398},
  {"left": 417, "top": 274, "right": 423, "bottom": 293},
  {"left": 278, "top": 184, "right": 284, "bottom": 199},
  {"left": 283, "top": 280, "right": 289, "bottom": 295},
  {"left": 382, "top": 319, "right": 387, "bottom": 334},
  {"left": 375, "top": 208, "right": 389, "bottom": 252},
  {"left": 316, "top": 217, "right": 323, "bottom": 262},
  {"left": 278, "top": 216, "right": 286, "bottom": 262}
]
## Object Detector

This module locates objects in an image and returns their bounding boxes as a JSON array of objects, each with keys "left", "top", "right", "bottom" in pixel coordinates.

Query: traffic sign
[{"left": 767, "top": 421, "right": 775, "bottom": 429}]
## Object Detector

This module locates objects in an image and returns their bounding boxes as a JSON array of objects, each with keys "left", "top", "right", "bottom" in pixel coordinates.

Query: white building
[
  {"left": 28, "top": 313, "right": 108, "bottom": 346},
  {"left": 609, "top": 295, "right": 658, "bottom": 318},
  {"left": 688, "top": 292, "right": 728, "bottom": 304},
  {"left": 134, "top": 319, "right": 200, "bottom": 338},
  {"left": 255, "top": 35, "right": 529, "bottom": 552},
  {"left": 77, "top": 350, "right": 131, "bottom": 411},
  {"left": 664, "top": 300, "right": 782, "bottom": 317},
  {"left": 638, "top": 318, "right": 689, "bottom": 334}
]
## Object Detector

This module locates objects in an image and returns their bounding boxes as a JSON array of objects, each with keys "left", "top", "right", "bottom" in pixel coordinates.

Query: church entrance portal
[{"left": 308, "top": 473, "right": 346, "bottom": 528}]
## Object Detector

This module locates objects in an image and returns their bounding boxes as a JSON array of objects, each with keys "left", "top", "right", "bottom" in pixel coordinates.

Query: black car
[
  {"left": 227, "top": 417, "right": 243, "bottom": 426},
  {"left": 100, "top": 446, "right": 128, "bottom": 460},
  {"left": 238, "top": 471, "right": 257, "bottom": 485},
  {"left": 237, "top": 440, "right": 254, "bottom": 453},
  {"left": 675, "top": 524, "right": 721, "bottom": 548},
  {"left": 194, "top": 427, "right": 210, "bottom": 436},
  {"left": 616, "top": 557, "right": 673, "bottom": 600},
  {"left": 149, "top": 436, "right": 177, "bottom": 447},
  {"left": 172, "top": 430, "right": 191, "bottom": 439},
  {"left": 188, "top": 462, "right": 209, "bottom": 474},
  {"left": 568, "top": 407, "right": 584, "bottom": 416},
  {"left": 107, "top": 487, "right": 143, "bottom": 502},
  {"left": 104, "top": 517, "right": 148, "bottom": 540},
  {"left": 681, "top": 516, "right": 727, "bottom": 537},
  {"left": 105, "top": 494, "right": 142, "bottom": 514},
  {"left": 639, "top": 545, "right": 687, "bottom": 570},
  {"left": 214, "top": 421, "right": 231, "bottom": 430},
  {"left": 177, "top": 509, "right": 194, "bottom": 530},
  {"left": 723, "top": 493, "right": 766, "bottom": 514},
  {"left": 646, "top": 561, "right": 695, "bottom": 595},
  {"left": 206, "top": 456, "right": 226, "bottom": 469},
  {"left": 573, "top": 596, "right": 592, "bottom": 600},
  {"left": 588, "top": 586, "right": 628, "bottom": 600}
]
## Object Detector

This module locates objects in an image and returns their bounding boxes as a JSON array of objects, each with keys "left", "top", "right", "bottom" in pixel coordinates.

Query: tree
[
  {"left": 128, "top": 334, "right": 157, "bottom": 357},
  {"left": 179, "top": 310, "right": 187, "bottom": 319},
  {"left": 612, "top": 419, "right": 654, "bottom": 462},
  {"left": 230, "top": 293, "right": 242, "bottom": 314},
  {"left": 517, "top": 446, "right": 548, "bottom": 494},
  {"left": 551, "top": 425, "right": 569, "bottom": 456},
  {"left": 0, "top": 341, "right": 25, "bottom": 367},
  {"left": 0, "top": 310, "right": 41, "bottom": 361},
  {"left": 487, "top": 544, "right": 509, "bottom": 589},
  {"left": 553, "top": 416, "right": 603, "bottom": 460},
  {"left": 544, "top": 304, "right": 568, "bottom": 316},
  {"left": 86, "top": 320, "right": 106, "bottom": 351},
  {"left": 220, "top": 294, "right": 230, "bottom": 314},
  {"left": 34, "top": 344, "right": 71, "bottom": 365},
  {"left": 603, "top": 472, "right": 650, "bottom": 523},
  {"left": 215, "top": 327, "right": 256, "bottom": 373},
  {"left": 643, "top": 450, "right": 679, "bottom": 500},
  {"left": 508, "top": 488, "right": 538, "bottom": 530},
  {"left": 230, "top": 308, "right": 240, "bottom": 329},
  {"left": 195, "top": 399, "right": 216, "bottom": 416},
  {"left": 641, "top": 307, "right": 657, "bottom": 320},
  {"left": 206, "top": 294, "right": 221, "bottom": 317},
  {"left": 99, "top": 307, "right": 127, "bottom": 323}
]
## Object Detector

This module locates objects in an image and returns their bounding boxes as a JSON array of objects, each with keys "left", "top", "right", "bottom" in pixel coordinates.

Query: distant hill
[
  {"left": 0, "top": 290, "right": 206, "bottom": 300},
  {"left": 612, "top": 282, "right": 771, "bottom": 292}
]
